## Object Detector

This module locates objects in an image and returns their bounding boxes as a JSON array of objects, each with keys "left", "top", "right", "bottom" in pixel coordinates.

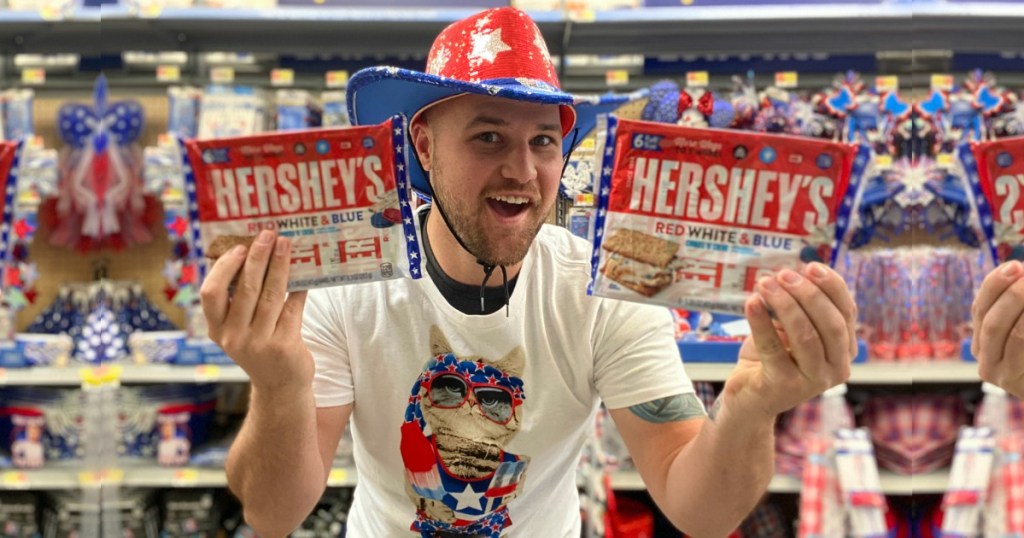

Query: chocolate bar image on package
[{"left": 599, "top": 229, "right": 679, "bottom": 297}]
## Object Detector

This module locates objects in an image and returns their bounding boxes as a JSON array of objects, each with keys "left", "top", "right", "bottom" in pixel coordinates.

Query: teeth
[{"left": 490, "top": 195, "right": 530, "bottom": 205}]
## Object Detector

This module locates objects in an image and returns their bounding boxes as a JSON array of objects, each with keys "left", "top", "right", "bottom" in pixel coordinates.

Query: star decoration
[
  {"left": 13, "top": 218, "right": 35, "bottom": 239},
  {"left": 179, "top": 264, "right": 197, "bottom": 285},
  {"left": 167, "top": 215, "right": 189, "bottom": 237},
  {"left": 427, "top": 45, "right": 451, "bottom": 76},
  {"left": 533, "top": 30, "right": 551, "bottom": 63},
  {"left": 469, "top": 28, "right": 511, "bottom": 65}
]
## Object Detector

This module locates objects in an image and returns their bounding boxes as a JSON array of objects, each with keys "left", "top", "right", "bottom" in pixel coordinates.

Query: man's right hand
[{"left": 200, "top": 230, "right": 312, "bottom": 392}]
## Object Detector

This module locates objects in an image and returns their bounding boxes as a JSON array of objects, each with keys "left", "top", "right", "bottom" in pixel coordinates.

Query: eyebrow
[{"left": 467, "top": 115, "right": 561, "bottom": 133}]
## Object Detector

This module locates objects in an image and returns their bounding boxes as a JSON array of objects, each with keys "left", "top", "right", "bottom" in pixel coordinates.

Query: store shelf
[
  {"left": 0, "top": 364, "right": 248, "bottom": 386},
  {"left": 2, "top": 4, "right": 1021, "bottom": 55},
  {"left": 15, "top": 6, "right": 564, "bottom": 55},
  {"left": 0, "top": 466, "right": 82, "bottom": 490},
  {"left": 569, "top": 3, "right": 1024, "bottom": 54},
  {"left": 609, "top": 468, "right": 947, "bottom": 495},
  {"left": 118, "top": 463, "right": 357, "bottom": 489},
  {"left": 684, "top": 361, "right": 980, "bottom": 384}
]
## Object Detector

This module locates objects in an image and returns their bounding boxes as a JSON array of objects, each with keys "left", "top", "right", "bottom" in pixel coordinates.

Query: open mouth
[{"left": 486, "top": 195, "right": 532, "bottom": 219}]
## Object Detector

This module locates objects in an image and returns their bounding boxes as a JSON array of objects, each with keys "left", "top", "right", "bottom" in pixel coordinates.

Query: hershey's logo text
[
  {"left": 210, "top": 156, "right": 385, "bottom": 219},
  {"left": 629, "top": 157, "right": 834, "bottom": 233}
]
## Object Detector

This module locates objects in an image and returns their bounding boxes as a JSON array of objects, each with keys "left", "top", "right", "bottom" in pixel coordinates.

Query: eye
[
  {"left": 476, "top": 132, "right": 501, "bottom": 144},
  {"left": 532, "top": 135, "right": 556, "bottom": 147}
]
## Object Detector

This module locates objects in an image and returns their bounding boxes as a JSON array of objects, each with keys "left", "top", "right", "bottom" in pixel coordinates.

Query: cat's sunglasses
[{"left": 425, "top": 372, "right": 518, "bottom": 425}]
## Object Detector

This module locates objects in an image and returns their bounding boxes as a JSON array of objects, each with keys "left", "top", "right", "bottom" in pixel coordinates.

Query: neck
[{"left": 425, "top": 208, "right": 524, "bottom": 285}]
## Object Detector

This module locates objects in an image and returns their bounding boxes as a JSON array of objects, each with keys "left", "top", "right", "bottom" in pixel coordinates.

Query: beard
[{"left": 429, "top": 154, "right": 550, "bottom": 267}]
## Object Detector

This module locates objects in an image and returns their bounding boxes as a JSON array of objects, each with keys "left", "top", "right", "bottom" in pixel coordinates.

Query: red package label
[
  {"left": 973, "top": 136, "right": 1024, "bottom": 262},
  {"left": 591, "top": 118, "right": 858, "bottom": 313},
  {"left": 184, "top": 116, "right": 422, "bottom": 291}
]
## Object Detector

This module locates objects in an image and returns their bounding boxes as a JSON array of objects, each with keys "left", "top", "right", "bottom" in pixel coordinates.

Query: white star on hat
[{"left": 469, "top": 28, "right": 511, "bottom": 65}]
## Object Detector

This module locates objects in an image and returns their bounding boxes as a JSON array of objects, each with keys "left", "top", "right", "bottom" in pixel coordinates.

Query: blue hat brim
[
  {"left": 350, "top": 66, "right": 585, "bottom": 197},
  {"left": 570, "top": 90, "right": 643, "bottom": 144}
]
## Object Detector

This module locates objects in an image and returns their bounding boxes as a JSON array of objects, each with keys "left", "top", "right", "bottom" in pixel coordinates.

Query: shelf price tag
[
  {"left": 156, "top": 65, "right": 181, "bottom": 83},
  {"left": 210, "top": 67, "right": 235, "bottom": 85},
  {"left": 38, "top": 2, "right": 65, "bottom": 21},
  {"left": 325, "top": 70, "right": 349, "bottom": 88},
  {"left": 78, "top": 469, "right": 123, "bottom": 486},
  {"left": 79, "top": 364, "right": 123, "bottom": 387},
  {"left": 775, "top": 71, "right": 799, "bottom": 89},
  {"left": 327, "top": 468, "right": 348, "bottom": 486},
  {"left": 172, "top": 469, "right": 200, "bottom": 487},
  {"left": 686, "top": 71, "right": 709, "bottom": 88},
  {"left": 194, "top": 364, "right": 221, "bottom": 382},
  {"left": 21, "top": 69, "right": 45, "bottom": 86},
  {"left": 2, "top": 471, "right": 28, "bottom": 489},
  {"left": 875, "top": 155, "right": 893, "bottom": 168},
  {"left": 271, "top": 68, "right": 295, "bottom": 87},
  {"left": 605, "top": 69, "right": 629, "bottom": 87},
  {"left": 875, "top": 76, "right": 899, "bottom": 93},
  {"left": 937, "top": 153, "right": 955, "bottom": 167},
  {"left": 931, "top": 73, "right": 954, "bottom": 92}
]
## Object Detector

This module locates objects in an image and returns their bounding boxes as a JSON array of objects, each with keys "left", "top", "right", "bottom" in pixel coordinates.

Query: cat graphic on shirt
[{"left": 400, "top": 326, "right": 529, "bottom": 537}]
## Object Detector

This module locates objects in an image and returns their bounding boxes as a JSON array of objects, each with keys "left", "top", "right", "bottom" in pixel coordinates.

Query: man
[
  {"left": 972, "top": 260, "right": 1024, "bottom": 397},
  {"left": 199, "top": 7, "right": 857, "bottom": 537}
]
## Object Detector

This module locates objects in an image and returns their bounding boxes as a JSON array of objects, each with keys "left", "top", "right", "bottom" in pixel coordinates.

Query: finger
[
  {"left": 251, "top": 236, "right": 293, "bottom": 334},
  {"left": 779, "top": 267, "right": 851, "bottom": 369},
  {"left": 745, "top": 294, "right": 798, "bottom": 376},
  {"left": 804, "top": 262, "right": 859, "bottom": 359},
  {"left": 759, "top": 276, "right": 828, "bottom": 384},
  {"left": 199, "top": 244, "right": 248, "bottom": 331},
  {"left": 979, "top": 276, "right": 1024, "bottom": 370},
  {"left": 224, "top": 230, "right": 278, "bottom": 331},
  {"left": 973, "top": 261, "right": 1024, "bottom": 357},
  {"left": 276, "top": 290, "right": 308, "bottom": 337},
  {"left": 996, "top": 311, "right": 1024, "bottom": 388}
]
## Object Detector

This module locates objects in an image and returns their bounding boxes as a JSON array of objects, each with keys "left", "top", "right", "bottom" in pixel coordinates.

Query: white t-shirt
[{"left": 304, "top": 221, "right": 696, "bottom": 537}]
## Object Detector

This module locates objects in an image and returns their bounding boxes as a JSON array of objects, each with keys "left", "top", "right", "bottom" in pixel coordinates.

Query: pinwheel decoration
[{"left": 47, "top": 74, "right": 157, "bottom": 252}]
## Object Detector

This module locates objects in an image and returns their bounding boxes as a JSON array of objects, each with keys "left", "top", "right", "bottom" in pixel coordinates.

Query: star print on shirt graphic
[{"left": 400, "top": 326, "right": 530, "bottom": 538}]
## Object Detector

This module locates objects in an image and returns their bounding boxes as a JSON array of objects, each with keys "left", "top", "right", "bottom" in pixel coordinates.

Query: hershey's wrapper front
[
  {"left": 968, "top": 136, "right": 1024, "bottom": 263},
  {"left": 590, "top": 117, "right": 864, "bottom": 314},
  {"left": 183, "top": 115, "right": 421, "bottom": 291}
]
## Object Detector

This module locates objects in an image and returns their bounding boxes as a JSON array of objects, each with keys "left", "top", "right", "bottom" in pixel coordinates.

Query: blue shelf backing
[{"left": 680, "top": 339, "right": 869, "bottom": 363}]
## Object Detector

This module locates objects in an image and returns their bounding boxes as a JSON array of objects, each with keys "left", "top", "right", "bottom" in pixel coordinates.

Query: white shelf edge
[
  {"left": 684, "top": 362, "right": 979, "bottom": 384},
  {"left": 0, "top": 364, "right": 249, "bottom": 386},
  {"left": 610, "top": 469, "right": 946, "bottom": 494}
]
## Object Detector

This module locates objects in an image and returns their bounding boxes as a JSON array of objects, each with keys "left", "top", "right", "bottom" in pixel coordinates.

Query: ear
[
  {"left": 429, "top": 325, "right": 453, "bottom": 357},
  {"left": 410, "top": 116, "right": 433, "bottom": 172},
  {"left": 492, "top": 346, "right": 525, "bottom": 378}
]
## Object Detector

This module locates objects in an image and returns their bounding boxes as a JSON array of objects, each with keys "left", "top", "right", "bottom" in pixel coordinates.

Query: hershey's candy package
[
  {"left": 183, "top": 115, "right": 422, "bottom": 291},
  {"left": 589, "top": 116, "right": 868, "bottom": 314}
]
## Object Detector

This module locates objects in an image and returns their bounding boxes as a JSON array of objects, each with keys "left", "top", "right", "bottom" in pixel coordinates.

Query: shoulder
[{"left": 531, "top": 224, "right": 594, "bottom": 277}]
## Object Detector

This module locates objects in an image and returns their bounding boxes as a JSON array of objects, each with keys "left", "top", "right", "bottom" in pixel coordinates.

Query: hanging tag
[
  {"left": 943, "top": 427, "right": 995, "bottom": 537},
  {"left": 834, "top": 428, "right": 887, "bottom": 537},
  {"left": 1001, "top": 434, "right": 1024, "bottom": 535}
]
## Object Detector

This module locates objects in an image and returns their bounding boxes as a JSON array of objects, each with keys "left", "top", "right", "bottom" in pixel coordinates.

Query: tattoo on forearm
[{"left": 628, "top": 393, "right": 707, "bottom": 423}]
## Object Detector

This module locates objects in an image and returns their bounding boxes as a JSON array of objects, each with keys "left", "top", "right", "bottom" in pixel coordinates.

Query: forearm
[
  {"left": 226, "top": 384, "right": 325, "bottom": 537},
  {"left": 662, "top": 399, "right": 776, "bottom": 537}
]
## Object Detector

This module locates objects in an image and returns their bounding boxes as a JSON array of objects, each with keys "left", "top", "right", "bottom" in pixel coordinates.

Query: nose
[{"left": 499, "top": 141, "right": 538, "bottom": 185}]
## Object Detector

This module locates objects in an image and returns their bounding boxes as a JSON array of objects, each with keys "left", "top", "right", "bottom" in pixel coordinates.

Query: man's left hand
[{"left": 726, "top": 262, "right": 858, "bottom": 420}]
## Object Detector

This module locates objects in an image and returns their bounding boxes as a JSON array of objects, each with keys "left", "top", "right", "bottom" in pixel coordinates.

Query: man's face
[{"left": 418, "top": 94, "right": 564, "bottom": 266}]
